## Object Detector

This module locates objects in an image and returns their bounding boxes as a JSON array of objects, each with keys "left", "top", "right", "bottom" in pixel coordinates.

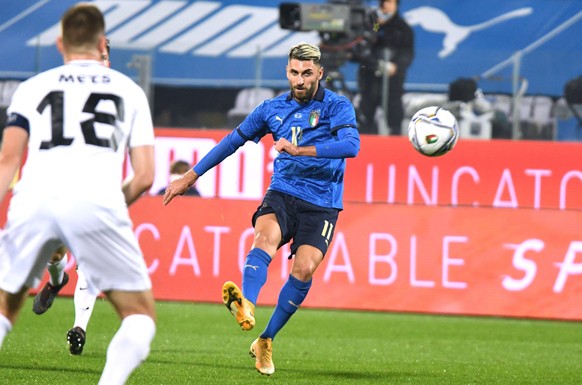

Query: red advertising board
[
  {"left": 149, "top": 128, "right": 582, "bottom": 211},
  {"left": 131, "top": 196, "right": 582, "bottom": 320},
  {"left": 9, "top": 129, "right": 582, "bottom": 320}
]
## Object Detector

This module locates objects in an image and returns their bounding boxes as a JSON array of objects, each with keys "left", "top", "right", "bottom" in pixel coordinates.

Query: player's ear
[
  {"left": 317, "top": 66, "right": 324, "bottom": 81},
  {"left": 98, "top": 35, "right": 107, "bottom": 56},
  {"left": 56, "top": 36, "right": 64, "bottom": 55}
]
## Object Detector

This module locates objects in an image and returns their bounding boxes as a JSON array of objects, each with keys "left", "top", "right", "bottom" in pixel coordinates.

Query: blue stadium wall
[{"left": 0, "top": 0, "right": 580, "bottom": 96}]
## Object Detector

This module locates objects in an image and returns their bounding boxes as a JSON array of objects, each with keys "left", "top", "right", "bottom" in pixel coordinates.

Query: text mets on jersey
[{"left": 59, "top": 74, "right": 111, "bottom": 83}]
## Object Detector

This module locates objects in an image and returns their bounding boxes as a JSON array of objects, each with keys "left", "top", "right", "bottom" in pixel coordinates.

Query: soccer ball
[{"left": 408, "top": 106, "right": 459, "bottom": 157}]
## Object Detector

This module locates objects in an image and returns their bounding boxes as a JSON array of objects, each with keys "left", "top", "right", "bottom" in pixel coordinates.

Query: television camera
[{"left": 279, "top": 0, "right": 377, "bottom": 96}]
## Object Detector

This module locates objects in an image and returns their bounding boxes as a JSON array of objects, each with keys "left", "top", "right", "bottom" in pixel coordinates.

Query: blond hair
[{"left": 288, "top": 42, "right": 321, "bottom": 65}]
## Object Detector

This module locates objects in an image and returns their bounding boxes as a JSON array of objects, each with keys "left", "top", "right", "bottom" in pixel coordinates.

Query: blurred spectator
[
  {"left": 357, "top": 0, "right": 414, "bottom": 135},
  {"left": 0, "top": 80, "right": 21, "bottom": 128},
  {"left": 157, "top": 160, "right": 200, "bottom": 196}
]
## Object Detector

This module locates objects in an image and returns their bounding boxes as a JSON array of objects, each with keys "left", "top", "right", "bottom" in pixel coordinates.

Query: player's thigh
[
  {"left": 64, "top": 205, "right": 151, "bottom": 296},
  {"left": 0, "top": 199, "right": 61, "bottom": 292},
  {"left": 252, "top": 213, "right": 283, "bottom": 253},
  {"left": 105, "top": 289, "right": 156, "bottom": 320},
  {"left": 0, "top": 286, "right": 31, "bottom": 323}
]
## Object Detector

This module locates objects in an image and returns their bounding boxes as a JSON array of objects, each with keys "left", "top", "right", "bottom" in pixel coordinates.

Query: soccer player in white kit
[
  {"left": 31, "top": 38, "right": 113, "bottom": 356},
  {"left": 0, "top": 4, "right": 156, "bottom": 384}
]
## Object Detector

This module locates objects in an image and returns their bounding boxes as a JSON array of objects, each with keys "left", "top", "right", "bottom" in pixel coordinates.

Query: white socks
[
  {"left": 98, "top": 314, "right": 156, "bottom": 385},
  {"left": 0, "top": 313, "right": 12, "bottom": 348},
  {"left": 47, "top": 254, "right": 67, "bottom": 286},
  {"left": 73, "top": 268, "right": 96, "bottom": 331}
]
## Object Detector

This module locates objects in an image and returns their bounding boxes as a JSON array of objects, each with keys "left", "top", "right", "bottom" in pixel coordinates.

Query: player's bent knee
[
  {"left": 290, "top": 268, "right": 314, "bottom": 282},
  {"left": 252, "top": 237, "right": 280, "bottom": 256},
  {"left": 290, "top": 260, "right": 318, "bottom": 281}
]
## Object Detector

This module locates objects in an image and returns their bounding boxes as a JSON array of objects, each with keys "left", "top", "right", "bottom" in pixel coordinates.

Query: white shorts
[{"left": 0, "top": 193, "right": 151, "bottom": 295}]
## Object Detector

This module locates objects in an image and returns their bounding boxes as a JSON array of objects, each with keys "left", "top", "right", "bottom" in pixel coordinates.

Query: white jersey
[
  {"left": 0, "top": 60, "right": 154, "bottom": 294},
  {"left": 7, "top": 59, "right": 154, "bottom": 207}
]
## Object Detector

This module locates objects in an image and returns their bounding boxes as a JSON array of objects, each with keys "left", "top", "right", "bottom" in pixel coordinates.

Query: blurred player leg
[
  {"left": 98, "top": 290, "right": 156, "bottom": 385},
  {"left": 47, "top": 246, "right": 68, "bottom": 286},
  {"left": 0, "top": 287, "right": 28, "bottom": 347},
  {"left": 32, "top": 246, "right": 69, "bottom": 314},
  {"left": 0, "top": 313, "right": 11, "bottom": 347},
  {"left": 67, "top": 266, "right": 97, "bottom": 355}
]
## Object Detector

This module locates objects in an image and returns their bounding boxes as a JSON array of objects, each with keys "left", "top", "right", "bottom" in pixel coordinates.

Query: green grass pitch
[{"left": 1, "top": 297, "right": 582, "bottom": 384}]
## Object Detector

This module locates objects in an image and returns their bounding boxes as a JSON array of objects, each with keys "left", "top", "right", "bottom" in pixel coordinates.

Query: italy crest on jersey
[{"left": 308, "top": 110, "right": 320, "bottom": 127}]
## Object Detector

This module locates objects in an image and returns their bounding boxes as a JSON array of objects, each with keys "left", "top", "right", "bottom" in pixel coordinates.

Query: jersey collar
[
  {"left": 65, "top": 59, "right": 102, "bottom": 66},
  {"left": 313, "top": 82, "right": 325, "bottom": 101}
]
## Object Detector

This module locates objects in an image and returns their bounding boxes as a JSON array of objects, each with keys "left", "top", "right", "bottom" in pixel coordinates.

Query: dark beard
[{"left": 292, "top": 88, "right": 312, "bottom": 103}]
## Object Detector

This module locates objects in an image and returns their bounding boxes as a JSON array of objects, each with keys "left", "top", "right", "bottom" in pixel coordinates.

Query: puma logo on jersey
[
  {"left": 275, "top": 116, "right": 283, "bottom": 124},
  {"left": 244, "top": 264, "right": 259, "bottom": 271}
]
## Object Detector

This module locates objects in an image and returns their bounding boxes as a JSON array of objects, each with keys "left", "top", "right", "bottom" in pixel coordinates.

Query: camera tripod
[
  {"left": 322, "top": 65, "right": 353, "bottom": 100},
  {"left": 320, "top": 45, "right": 355, "bottom": 101}
]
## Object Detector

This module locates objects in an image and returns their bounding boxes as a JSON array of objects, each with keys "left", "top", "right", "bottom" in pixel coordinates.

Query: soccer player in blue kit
[{"left": 163, "top": 42, "right": 360, "bottom": 376}]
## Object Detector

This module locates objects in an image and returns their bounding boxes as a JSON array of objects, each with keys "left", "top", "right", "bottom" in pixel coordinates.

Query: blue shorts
[{"left": 252, "top": 189, "right": 339, "bottom": 258}]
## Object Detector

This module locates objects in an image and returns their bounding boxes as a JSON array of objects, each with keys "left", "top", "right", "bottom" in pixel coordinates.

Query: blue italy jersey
[{"left": 237, "top": 85, "right": 358, "bottom": 209}]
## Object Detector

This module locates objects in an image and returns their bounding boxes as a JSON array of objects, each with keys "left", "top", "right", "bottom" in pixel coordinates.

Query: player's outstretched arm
[
  {"left": 163, "top": 169, "right": 199, "bottom": 206},
  {"left": 162, "top": 129, "right": 247, "bottom": 206}
]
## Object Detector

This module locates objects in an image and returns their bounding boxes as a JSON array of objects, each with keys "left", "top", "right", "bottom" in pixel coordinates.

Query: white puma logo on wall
[{"left": 404, "top": 7, "right": 533, "bottom": 58}]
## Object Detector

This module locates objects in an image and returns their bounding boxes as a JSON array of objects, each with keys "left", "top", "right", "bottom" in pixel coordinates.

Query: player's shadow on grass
[
  {"left": 285, "top": 367, "right": 420, "bottom": 381},
  {"left": 0, "top": 362, "right": 101, "bottom": 375},
  {"left": 147, "top": 356, "right": 421, "bottom": 382}
]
